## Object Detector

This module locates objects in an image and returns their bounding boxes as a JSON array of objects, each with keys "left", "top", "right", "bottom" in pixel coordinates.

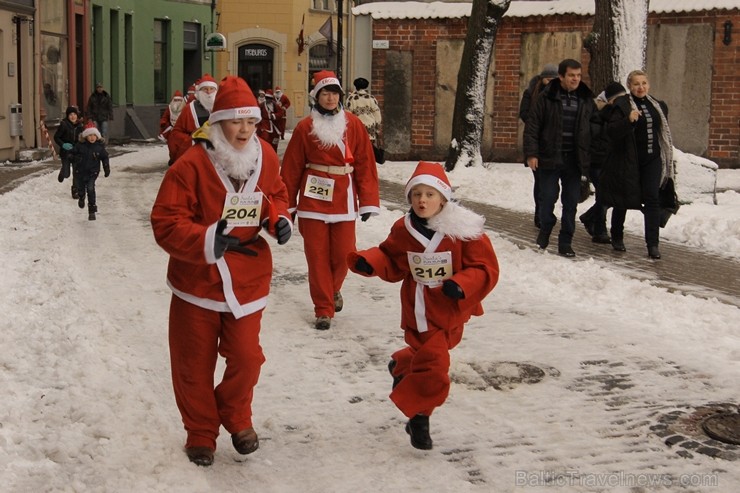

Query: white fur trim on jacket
[{"left": 427, "top": 200, "right": 486, "bottom": 240}]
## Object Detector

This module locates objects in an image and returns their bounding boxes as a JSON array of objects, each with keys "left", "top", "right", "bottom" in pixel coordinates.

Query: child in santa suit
[
  {"left": 167, "top": 74, "right": 218, "bottom": 165},
  {"left": 281, "top": 70, "right": 380, "bottom": 331},
  {"left": 151, "top": 75, "right": 292, "bottom": 467},
  {"left": 348, "top": 162, "right": 499, "bottom": 450}
]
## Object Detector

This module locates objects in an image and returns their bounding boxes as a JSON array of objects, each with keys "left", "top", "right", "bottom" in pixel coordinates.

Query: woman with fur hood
[
  {"left": 348, "top": 162, "right": 499, "bottom": 451},
  {"left": 597, "top": 70, "right": 674, "bottom": 260}
]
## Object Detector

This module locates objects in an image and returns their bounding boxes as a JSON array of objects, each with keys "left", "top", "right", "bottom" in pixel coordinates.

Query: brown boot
[
  {"left": 231, "top": 428, "right": 259, "bottom": 455},
  {"left": 185, "top": 446, "right": 214, "bottom": 466}
]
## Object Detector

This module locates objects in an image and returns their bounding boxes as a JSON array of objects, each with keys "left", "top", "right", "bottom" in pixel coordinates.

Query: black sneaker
[
  {"left": 78, "top": 195, "right": 85, "bottom": 209},
  {"left": 405, "top": 414, "right": 433, "bottom": 450},
  {"left": 558, "top": 245, "right": 576, "bottom": 258}
]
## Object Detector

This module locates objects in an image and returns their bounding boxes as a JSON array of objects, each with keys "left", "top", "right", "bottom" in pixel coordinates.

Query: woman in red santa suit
[
  {"left": 167, "top": 74, "right": 218, "bottom": 165},
  {"left": 281, "top": 70, "right": 380, "bottom": 331},
  {"left": 348, "top": 162, "right": 499, "bottom": 450},
  {"left": 151, "top": 75, "right": 292, "bottom": 467}
]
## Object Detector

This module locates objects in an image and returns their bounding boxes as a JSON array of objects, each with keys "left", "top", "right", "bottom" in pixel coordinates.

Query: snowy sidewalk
[{"left": 379, "top": 178, "right": 740, "bottom": 308}]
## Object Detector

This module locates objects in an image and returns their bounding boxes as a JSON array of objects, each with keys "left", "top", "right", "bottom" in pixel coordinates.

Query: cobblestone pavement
[{"left": 379, "top": 178, "right": 740, "bottom": 308}]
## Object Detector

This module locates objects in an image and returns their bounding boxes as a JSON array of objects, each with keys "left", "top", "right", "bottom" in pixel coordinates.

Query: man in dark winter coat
[
  {"left": 523, "top": 59, "right": 595, "bottom": 258},
  {"left": 86, "top": 83, "right": 113, "bottom": 139},
  {"left": 519, "top": 63, "right": 558, "bottom": 228}
]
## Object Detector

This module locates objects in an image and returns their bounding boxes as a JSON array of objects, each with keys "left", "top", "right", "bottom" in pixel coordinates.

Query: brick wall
[{"left": 370, "top": 10, "right": 739, "bottom": 167}]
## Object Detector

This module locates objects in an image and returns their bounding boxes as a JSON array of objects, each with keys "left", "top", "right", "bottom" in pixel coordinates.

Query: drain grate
[{"left": 702, "top": 412, "right": 740, "bottom": 445}]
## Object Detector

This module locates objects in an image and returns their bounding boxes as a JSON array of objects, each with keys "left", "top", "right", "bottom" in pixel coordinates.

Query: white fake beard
[
  {"left": 310, "top": 109, "right": 347, "bottom": 148},
  {"left": 208, "top": 122, "right": 260, "bottom": 181},
  {"left": 169, "top": 99, "right": 185, "bottom": 126},
  {"left": 198, "top": 91, "right": 216, "bottom": 112}
]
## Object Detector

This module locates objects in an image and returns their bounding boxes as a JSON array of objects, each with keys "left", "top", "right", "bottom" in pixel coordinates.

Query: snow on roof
[{"left": 352, "top": 0, "right": 739, "bottom": 20}]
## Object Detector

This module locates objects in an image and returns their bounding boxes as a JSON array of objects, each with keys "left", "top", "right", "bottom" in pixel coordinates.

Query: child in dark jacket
[
  {"left": 55, "top": 106, "right": 84, "bottom": 199},
  {"left": 69, "top": 122, "right": 110, "bottom": 221},
  {"left": 347, "top": 162, "right": 500, "bottom": 450}
]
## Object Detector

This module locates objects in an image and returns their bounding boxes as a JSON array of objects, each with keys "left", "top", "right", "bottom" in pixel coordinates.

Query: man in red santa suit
[
  {"left": 274, "top": 86, "right": 291, "bottom": 139},
  {"left": 167, "top": 74, "right": 218, "bottom": 165},
  {"left": 158, "top": 90, "right": 185, "bottom": 143},
  {"left": 281, "top": 70, "right": 380, "bottom": 331},
  {"left": 256, "top": 89, "right": 284, "bottom": 151},
  {"left": 151, "top": 75, "right": 292, "bottom": 467}
]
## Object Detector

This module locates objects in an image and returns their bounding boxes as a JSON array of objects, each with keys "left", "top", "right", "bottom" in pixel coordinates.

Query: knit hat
[
  {"left": 540, "top": 64, "right": 558, "bottom": 79},
  {"left": 353, "top": 77, "right": 369, "bottom": 90},
  {"left": 404, "top": 161, "right": 453, "bottom": 203},
  {"left": 209, "top": 75, "right": 262, "bottom": 124},
  {"left": 604, "top": 81, "right": 627, "bottom": 101},
  {"left": 81, "top": 121, "right": 101, "bottom": 139},
  {"left": 196, "top": 74, "right": 218, "bottom": 91},
  {"left": 310, "top": 70, "right": 343, "bottom": 98},
  {"left": 65, "top": 106, "right": 80, "bottom": 117}
]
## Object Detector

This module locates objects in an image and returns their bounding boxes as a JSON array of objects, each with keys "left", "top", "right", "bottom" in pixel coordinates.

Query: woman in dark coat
[{"left": 597, "top": 70, "right": 674, "bottom": 260}]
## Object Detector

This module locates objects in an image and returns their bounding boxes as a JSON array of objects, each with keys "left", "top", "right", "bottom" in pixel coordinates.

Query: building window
[
  {"left": 40, "top": 0, "right": 68, "bottom": 121},
  {"left": 313, "top": 0, "right": 333, "bottom": 12},
  {"left": 154, "top": 19, "right": 169, "bottom": 103}
]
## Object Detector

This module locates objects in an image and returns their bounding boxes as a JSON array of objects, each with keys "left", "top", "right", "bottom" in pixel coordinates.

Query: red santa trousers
[
  {"left": 389, "top": 324, "right": 464, "bottom": 418},
  {"left": 168, "top": 295, "right": 265, "bottom": 450},
  {"left": 298, "top": 218, "right": 356, "bottom": 318}
]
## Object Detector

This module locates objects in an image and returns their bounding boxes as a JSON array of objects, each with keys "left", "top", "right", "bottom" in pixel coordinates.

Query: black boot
[
  {"left": 536, "top": 230, "right": 550, "bottom": 250},
  {"left": 405, "top": 414, "right": 433, "bottom": 450},
  {"left": 78, "top": 194, "right": 85, "bottom": 209},
  {"left": 88, "top": 204, "right": 97, "bottom": 221},
  {"left": 71, "top": 185, "right": 79, "bottom": 199},
  {"left": 611, "top": 237, "right": 626, "bottom": 252},
  {"left": 647, "top": 245, "right": 661, "bottom": 260}
]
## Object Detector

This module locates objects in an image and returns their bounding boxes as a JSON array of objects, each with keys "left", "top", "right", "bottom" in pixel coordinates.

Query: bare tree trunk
[
  {"left": 445, "top": 0, "right": 510, "bottom": 171},
  {"left": 586, "top": 0, "right": 649, "bottom": 94}
]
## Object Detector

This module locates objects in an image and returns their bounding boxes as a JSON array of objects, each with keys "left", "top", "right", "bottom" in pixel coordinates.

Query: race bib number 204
[
  {"left": 221, "top": 192, "right": 263, "bottom": 227},
  {"left": 407, "top": 251, "right": 453, "bottom": 286}
]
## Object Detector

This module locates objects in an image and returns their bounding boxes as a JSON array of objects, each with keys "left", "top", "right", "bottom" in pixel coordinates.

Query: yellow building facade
[{"left": 213, "top": 0, "right": 352, "bottom": 129}]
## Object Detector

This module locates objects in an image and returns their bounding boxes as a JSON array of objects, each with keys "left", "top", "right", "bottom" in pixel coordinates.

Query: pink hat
[
  {"left": 404, "top": 161, "right": 452, "bottom": 203},
  {"left": 81, "top": 121, "right": 102, "bottom": 139},
  {"left": 209, "top": 76, "right": 262, "bottom": 124},
  {"left": 196, "top": 74, "right": 218, "bottom": 91},
  {"left": 310, "top": 70, "right": 343, "bottom": 98}
]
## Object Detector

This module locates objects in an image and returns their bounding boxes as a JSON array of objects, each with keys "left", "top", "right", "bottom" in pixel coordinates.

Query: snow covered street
[{"left": 0, "top": 143, "right": 738, "bottom": 492}]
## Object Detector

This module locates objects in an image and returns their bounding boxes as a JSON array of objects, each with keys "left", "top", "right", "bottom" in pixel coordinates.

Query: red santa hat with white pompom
[
  {"left": 196, "top": 74, "right": 218, "bottom": 91},
  {"left": 208, "top": 76, "right": 262, "bottom": 124}
]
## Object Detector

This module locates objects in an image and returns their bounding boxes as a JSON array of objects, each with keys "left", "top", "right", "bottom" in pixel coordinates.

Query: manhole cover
[{"left": 702, "top": 413, "right": 740, "bottom": 445}]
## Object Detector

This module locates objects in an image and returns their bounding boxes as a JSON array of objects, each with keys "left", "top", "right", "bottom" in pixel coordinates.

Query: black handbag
[
  {"left": 372, "top": 144, "right": 385, "bottom": 164},
  {"left": 659, "top": 178, "right": 680, "bottom": 228}
]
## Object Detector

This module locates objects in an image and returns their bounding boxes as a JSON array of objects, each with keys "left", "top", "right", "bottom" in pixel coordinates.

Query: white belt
[{"left": 306, "top": 163, "right": 354, "bottom": 175}]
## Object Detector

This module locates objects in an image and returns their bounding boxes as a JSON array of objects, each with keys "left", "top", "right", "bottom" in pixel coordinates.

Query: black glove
[
  {"left": 274, "top": 217, "right": 291, "bottom": 245},
  {"left": 354, "top": 257, "right": 374, "bottom": 275},
  {"left": 103, "top": 166, "right": 110, "bottom": 177},
  {"left": 442, "top": 280, "right": 464, "bottom": 299},
  {"left": 214, "top": 219, "right": 240, "bottom": 259},
  {"left": 361, "top": 212, "right": 371, "bottom": 222}
]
